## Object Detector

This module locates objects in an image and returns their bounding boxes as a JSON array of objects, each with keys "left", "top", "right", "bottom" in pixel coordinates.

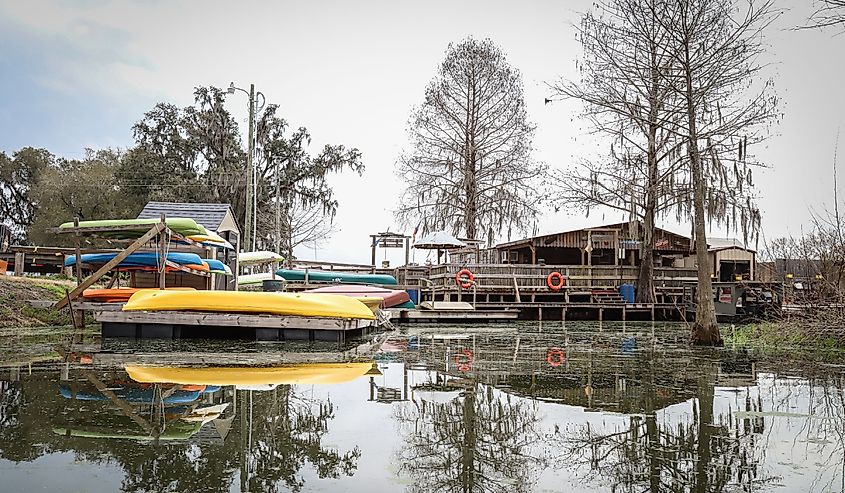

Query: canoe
[
  {"left": 65, "top": 252, "right": 204, "bottom": 267},
  {"left": 239, "top": 251, "right": 284, "bottom": 265},
  {"left": 122, "top": 290, "right": 376, "bottom": 320},
  {"left": 82, "top": 287, "right": 195, "bottom": 303},
  {"left": 125, "top": 361, "right": 373, "bottom": 386},
  {"left": 305, "top": 285, "right": 410, "bottom": 308},
  {"left": 59, "top": 217, "right": 207, "bottom": 238},
  {"left": 276, "top": 268, "right": 397, "bottom": 285}
]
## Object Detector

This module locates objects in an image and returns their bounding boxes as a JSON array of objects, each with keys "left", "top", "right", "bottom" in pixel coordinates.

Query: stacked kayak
[
  {"left": 202, "top": 258, "right": 231, "bottom": 275},
  {"left": 65, "top": 252, "right": 204, "bottom": 268},
  {"left": 126, "top": 362, "right": 374, "bottom": 387},
  {"left": 305, "top": 285, "right": 412, "bottom": 308},
  {"left": 59, "top": 217, "right": 207, "bottom": 238},
  {"left": 82, "top": 287, "right": 195, "bottom": 303},
  {"left": 59, "top": 384, "right": 202, "bottom": 404},
  {"left": 276, "top": 268, "right": 397, "bottom": 285},
  {"left": 123, "top": 290, "right": 375, "bottom": 320},
  {"left": 239, "top": 251, "right": 284, "bottom": 265},
  {"left": 237, "top": 272, "right": 276, "bottom": 286}
]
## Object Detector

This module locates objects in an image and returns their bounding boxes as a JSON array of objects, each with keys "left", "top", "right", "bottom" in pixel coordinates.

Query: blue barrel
[
  {"left": 619, "top": 284, "right": 635, "bottom": 304},
  {"left": 407, "top": 289, "right": 419, "bottom": 305}
]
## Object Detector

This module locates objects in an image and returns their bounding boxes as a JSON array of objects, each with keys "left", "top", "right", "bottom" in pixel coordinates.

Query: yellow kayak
[
  {"left": 122, "top": 290, "right": 375, "bottom": 320},
  {"left": 355, "top": 297, "right": 383, "bottom": 315},
  {"left": 125, "top": 362, "right": 373, "bottom": 386}
]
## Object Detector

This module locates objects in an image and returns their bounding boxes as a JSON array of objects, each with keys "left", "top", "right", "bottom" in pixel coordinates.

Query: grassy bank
[
  {"left": 0, "top": 275, "right": 76, "bottom": 328},
  {"left": 724, "top": 321, "right": 845, "bottom": 353}
]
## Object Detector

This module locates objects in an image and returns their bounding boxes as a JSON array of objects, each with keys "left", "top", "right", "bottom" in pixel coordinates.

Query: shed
[
  {"left": 137, "top": 202, "right": 240, "bottom": 238},
  {"left": 706, "top": 238, "right": 756, "bottom": 281},
  {"left": 137, "top": 202, "right": 240, "bottom": 290}
]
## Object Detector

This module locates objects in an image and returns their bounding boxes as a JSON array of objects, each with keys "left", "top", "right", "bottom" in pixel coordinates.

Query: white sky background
[{"left": 0, "top": 0, "right": 843, "bottom": 265}]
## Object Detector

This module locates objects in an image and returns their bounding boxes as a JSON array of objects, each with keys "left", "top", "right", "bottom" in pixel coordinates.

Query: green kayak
[
  {"left": 59, "top": 218, "right": 208, "bottom": 238},
  {"left": 276, "top": 268, "right": 397, "bottom": 285},
  {"left": 53, "top": 420, "right": 203, "bottom": 440}
]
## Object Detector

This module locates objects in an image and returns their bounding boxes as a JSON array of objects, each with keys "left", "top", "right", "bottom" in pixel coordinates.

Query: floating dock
[{"left": 94, "top": 310, "right": 375, "bottom": 342}]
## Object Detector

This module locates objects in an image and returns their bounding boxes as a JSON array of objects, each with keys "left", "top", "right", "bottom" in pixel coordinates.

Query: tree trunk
[
  {"left": 683, "top": 43, "right": 721, "bottom": 346},
  {"left": 637, "top": 43, "right": 662, "bottom": 304},
  {"left": 694, "top": 368, "right": 715, "bottom": 493},
  {"left": 460, "top": 384, "right": 477, "bottom": 492}
]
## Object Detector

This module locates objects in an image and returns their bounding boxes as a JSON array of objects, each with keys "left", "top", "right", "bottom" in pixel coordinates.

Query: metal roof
[
  {"left": 137, "top": 202, "right": 237, "bottom": 232},
  {"left": 706, "top": 237, "right": 756, "bottom": 253}
]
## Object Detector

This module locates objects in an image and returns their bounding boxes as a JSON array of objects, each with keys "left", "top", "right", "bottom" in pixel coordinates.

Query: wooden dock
[
  {"left": 94, "top": 310, "right": 376, "bottom": 342},
  {"left": 387, "top": 308, "right": 520, "bottom": 323}
]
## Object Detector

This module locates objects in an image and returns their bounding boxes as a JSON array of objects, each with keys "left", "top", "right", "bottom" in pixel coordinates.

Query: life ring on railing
[
  {"left": 455, "top": 268, "right": 475, "bottom": 289},
  {"left": 547, "top": 271, "right": 566, "bottom": 291},
  {"left": 546, "top": 347, "right": 565, "bottom": 367},
  {"left": 454, "top": 348, "right": 474, "bottom": 372}
]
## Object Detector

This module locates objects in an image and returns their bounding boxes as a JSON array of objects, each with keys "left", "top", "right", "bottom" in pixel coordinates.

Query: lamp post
[{"left": 225, "top": 82, "right": 264, "bottom": 252}]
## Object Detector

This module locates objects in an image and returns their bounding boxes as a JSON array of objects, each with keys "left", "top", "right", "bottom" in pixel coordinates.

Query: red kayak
[{"left": 304, "top": 285, "right": 410, "bottom": 308}]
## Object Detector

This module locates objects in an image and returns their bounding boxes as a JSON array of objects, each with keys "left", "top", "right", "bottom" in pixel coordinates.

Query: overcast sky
[{"left": 1, "top": 0, "right": 843, "bottom": 265}]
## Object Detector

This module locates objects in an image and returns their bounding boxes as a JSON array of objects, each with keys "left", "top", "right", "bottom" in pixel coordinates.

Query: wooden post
[
  {"left": 13, "top": 252, "right": 25, "bottom": 276},
  {"left": 73, "top": 218, "right": 82, "bottom": 284},
  {"left": 158, "top": 214, "right": 167, "bottom": 290}
]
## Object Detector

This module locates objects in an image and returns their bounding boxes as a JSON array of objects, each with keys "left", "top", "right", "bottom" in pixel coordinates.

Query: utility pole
[
  {"left": 245, "top": 83, "right": 256, "bottom": 252},
  {"left": 275, "top": 156, "right": 281, "bottom": 255}
]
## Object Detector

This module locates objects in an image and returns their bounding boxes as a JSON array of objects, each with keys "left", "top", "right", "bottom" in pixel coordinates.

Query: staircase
[{"left": 591, "top": 289, "right": 625, "bottom": 304}]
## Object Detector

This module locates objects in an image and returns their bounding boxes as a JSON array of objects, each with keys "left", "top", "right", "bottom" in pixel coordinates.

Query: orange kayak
[{"left": 82, "top": 287, "right": 195, "bottom": 302}]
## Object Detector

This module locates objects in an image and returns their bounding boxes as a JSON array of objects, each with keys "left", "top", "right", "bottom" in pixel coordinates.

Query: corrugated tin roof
[
  {"left": 707, "top": 237, "right": 756, "bottom": 253},
  {"left": 495, "top": 221, "right": 692, "bottom": 252},
  {"left": 137, "top": 202, "right": 236, "bottom": 232}
]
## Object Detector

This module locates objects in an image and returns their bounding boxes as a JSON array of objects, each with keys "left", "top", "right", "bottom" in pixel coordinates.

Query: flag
[{"left": 412, "top": 220, "right": 421, "bottom": 243}]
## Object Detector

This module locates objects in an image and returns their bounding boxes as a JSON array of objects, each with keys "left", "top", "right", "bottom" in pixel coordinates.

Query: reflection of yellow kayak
[
  {"left": 123, "top": 290, "right": 375, "bottom": 320},
  {"left": 125, "top": 362, "right": 373, "bottom": 386}
]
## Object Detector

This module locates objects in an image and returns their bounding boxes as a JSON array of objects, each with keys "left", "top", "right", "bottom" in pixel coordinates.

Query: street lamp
[{"left": 223, "top": 82, "right": 264, "bottom": 252}]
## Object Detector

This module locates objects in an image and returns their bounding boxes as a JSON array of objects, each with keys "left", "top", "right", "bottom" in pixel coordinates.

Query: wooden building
[
  {"left": 492, "top": 221, "right": 692, "bottom": 267},
  {"left": 704, "top": 238, "right": 756, "bottom": 281}
]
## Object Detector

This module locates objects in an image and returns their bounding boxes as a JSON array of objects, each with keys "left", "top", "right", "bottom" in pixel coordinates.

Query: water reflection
[{"left": 0, "top": 323, "right": 843, "bottom": 492}]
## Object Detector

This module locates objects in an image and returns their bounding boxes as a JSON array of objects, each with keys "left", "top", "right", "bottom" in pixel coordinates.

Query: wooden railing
[{"left": 400, "top": 263, "right": 698, "bottom": 291}]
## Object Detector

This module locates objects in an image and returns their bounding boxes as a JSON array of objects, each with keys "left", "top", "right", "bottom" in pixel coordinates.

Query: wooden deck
[{"left": 387, "top": 308, "right": 520, "bottom": 323}]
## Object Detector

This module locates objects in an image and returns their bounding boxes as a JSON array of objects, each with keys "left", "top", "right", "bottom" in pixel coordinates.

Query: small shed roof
[
  {"left": 707, "top": 237, "right": 756, "bottom": 253},
  {"left": 137, "top": 202, "right": 239, "bottom": 234}
]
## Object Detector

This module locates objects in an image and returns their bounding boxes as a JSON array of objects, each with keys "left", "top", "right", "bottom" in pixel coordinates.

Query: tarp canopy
[{"left": 413, "top": 231, "right": 465, "bottom": 249}]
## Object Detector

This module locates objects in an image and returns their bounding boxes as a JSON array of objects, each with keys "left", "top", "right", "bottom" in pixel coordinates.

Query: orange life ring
[
  {"left": 547, "top": 271, "right": 566, "bottom": 291},
  {"left": 546, "top": 347, "right": 565, "bottom": 367},
  {"left": 455, "top": 268, "right": 475, "bottom": 289},
  {"left": 454, "top": 348, "right": 473, "bottom": 372}
]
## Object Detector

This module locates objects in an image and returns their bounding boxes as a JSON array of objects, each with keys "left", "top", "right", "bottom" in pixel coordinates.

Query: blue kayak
[
  {"left": 65, "top": 252, "right": 204, "bottom": 267},
  {"left": 203, "top": 259, "right": 227, "bottom": 272},
  {"left": 59, "top": 384, "right": 201, "bottom": 404}
]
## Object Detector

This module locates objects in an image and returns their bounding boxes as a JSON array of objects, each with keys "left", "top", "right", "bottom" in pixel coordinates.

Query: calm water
[{"left": 1, "top": 322, "right": 844, "bottom": 493}]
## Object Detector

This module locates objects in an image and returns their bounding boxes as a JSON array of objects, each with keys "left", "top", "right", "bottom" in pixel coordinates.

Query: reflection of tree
[
  {"left": 240, "top": 385, "right": 360, "bottom": 493},
  {"left": 395, "top": 381, "right": 547, "bottom": 492},
  {"left": 558, "top": 354, "right": 777, "bottom": 492},
  {"left": 0, "top": 372, "right": 359, "bottom": 493}
]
